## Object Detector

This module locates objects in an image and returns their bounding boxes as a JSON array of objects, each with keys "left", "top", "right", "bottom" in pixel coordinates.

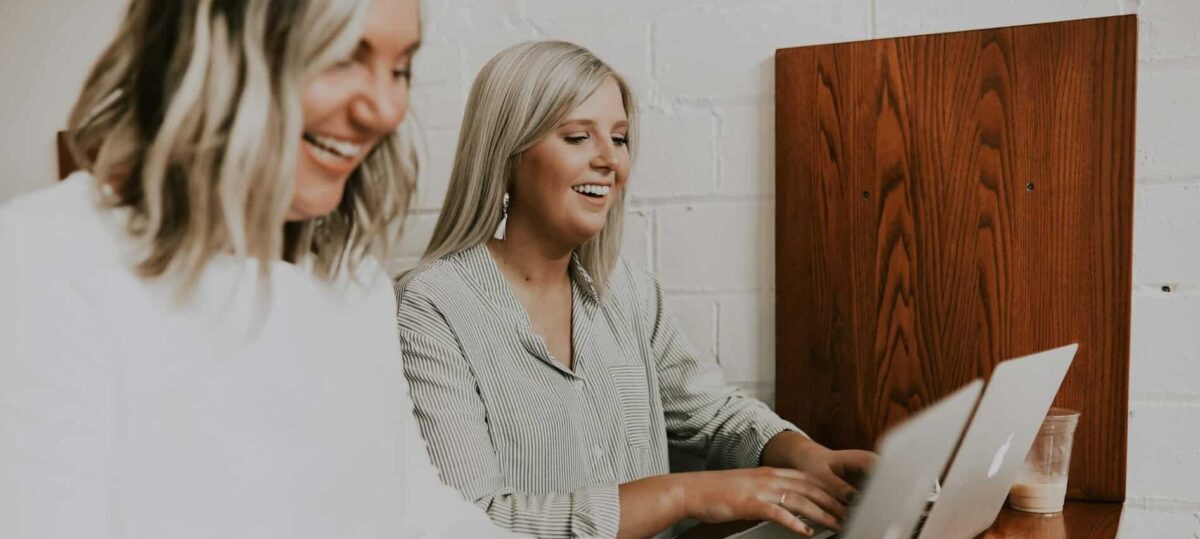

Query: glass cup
[{"left": 1008, "top": 408, "right": 1081, "bottom": 514}]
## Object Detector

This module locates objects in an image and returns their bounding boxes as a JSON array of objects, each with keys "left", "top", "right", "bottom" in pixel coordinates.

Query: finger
[
  {"left": 771, "top": 465, "right": 856, "bottom": 505},
  {"left": 781, "top": 480, "right": 847, "bottom": 521},
  {"left": 769, "top": 469, "right": 849, "bottom": 517},
  {"left": 834, "top": 450, "right": 878, "bottom": 483},
  {"left": 786, "top": 495, "right": 841, "bottom": 532},
  {"left": 782, "top": 480, "right": 849, "bottom": 520},
  {"left": 759, "top": 502, "right": 814, "bottom": 537},
  {"left": 809, "top": 468, "right": 859, "bottom": 507}
]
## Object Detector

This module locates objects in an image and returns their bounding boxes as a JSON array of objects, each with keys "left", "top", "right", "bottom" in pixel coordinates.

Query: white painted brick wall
[
  {"left": 656, "top": 202, "right": 774, "bottom": 292},
  {"left": 1138, "top": 67, "right": 1200, "bottom": 181},
  {"left": 717, "top": 103, "right": 775, "bottom": 196},
  {"left": 654, "top": 1, "right": 867, "bottom": 101},
  {"left": 3, "top": 0, "right": 1198, "bottom": 535},
  {"left": 665, "top": 296, "right": 720, "bottom": 365},
  {"left": 630, "top": 109, "right": 717, "bottom": 198},
  {"left": 0, "top": 0, "right": 127, "bottom": 202}
]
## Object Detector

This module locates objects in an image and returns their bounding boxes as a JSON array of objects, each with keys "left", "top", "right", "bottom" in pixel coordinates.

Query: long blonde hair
[
  {"left": 423, "top": 41, "right": 636, "bottom": 294},
  {"left": 66, "top": 0, "right": 415, "bottom": 296}
]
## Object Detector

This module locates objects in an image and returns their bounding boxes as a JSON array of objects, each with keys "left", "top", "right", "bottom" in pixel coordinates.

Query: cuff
[
  {"left": 746, "top": 414, "right": 807, "bottom": 468},
  {"left": 572, "top": 483, "right": 622, "bottom": 539}
]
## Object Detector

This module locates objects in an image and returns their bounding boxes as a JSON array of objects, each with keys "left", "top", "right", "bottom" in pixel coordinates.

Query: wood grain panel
[
  {"left": 775, "top": 16, "right": 1135, "bottom": 502},
  {"left": 57, "top": 130, "right": 77, "bottom": 180},
  {"left": 981, "top": 503, "right": 1122, "bottom": 538}
]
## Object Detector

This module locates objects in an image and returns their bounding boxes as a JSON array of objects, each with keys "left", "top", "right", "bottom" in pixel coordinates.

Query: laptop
[
  {"left": 729, "top": 379, "right": 984, "bottom": 539},
  {"left": 916, "top": 343, "right": 1077, "bottom": 538},
  {"left": 727, "top": 343, "right": 1077, "bottom": 539}
]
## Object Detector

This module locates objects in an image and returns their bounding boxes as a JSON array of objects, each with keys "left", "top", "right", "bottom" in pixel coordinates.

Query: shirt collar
[
  {"left": 455, "top": 243, "right": 599, "bottom": 306},
  {"left": 568, "top": 251, "right": 600, "bottom": 304}
]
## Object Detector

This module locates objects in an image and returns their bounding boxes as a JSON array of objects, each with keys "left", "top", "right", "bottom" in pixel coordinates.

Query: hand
[
  {"left": 761, "top": 431, "right": 877, "bottom": 506},
  {"left": 679, "top": 467, "right": 847, "bottom": 536}
]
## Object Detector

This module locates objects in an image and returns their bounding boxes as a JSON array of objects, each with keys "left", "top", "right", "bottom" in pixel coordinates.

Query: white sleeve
[
  {"left": 0, "top": 207, "right": 118, "bottom": 539},
  {"left": 356, "top": 267, "right": 524, "bottom": 539},
  {"left": 392, "top": 373, "right": 529, "bottom": 538}
]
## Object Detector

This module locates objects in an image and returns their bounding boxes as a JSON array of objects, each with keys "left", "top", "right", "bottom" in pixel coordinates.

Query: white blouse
[{"left": 0, "top": 173, "right": 518, "bottom": 538}]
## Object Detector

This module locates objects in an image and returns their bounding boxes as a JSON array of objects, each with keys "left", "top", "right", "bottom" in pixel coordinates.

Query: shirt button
[{"left": 591, "top": 444, "right": 604, "bottom": 460}]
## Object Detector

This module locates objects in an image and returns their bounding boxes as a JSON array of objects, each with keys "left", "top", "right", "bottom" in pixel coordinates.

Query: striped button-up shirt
[{"left": 394, "top": 244, "right": 800, "bottom": 538}]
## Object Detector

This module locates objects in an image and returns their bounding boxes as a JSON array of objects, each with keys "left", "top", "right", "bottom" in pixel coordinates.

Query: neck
[{"left": 486, "top": 216, "right": 575, "bottom": 288}]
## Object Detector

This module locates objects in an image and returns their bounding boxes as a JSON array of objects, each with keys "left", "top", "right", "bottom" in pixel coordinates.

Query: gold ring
[{"left": 779, "top": 491, "right": 789, "bottom": 506}]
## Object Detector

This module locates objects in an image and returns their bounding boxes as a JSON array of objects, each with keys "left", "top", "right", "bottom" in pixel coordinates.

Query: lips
[
  {"left": 302, "top": 132, "right": 363, "bottom": 160},
  {"left": 571, "top": 184, "right": 611, "bottom": 198}
]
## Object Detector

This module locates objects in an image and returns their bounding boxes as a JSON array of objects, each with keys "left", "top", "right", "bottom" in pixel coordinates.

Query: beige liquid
[{"left": 1008, "top": 475, "right": 1069, "bottom": 513}]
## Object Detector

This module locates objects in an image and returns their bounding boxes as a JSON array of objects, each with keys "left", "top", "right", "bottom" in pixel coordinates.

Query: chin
[
  {"left": 289, "top": 183, "right": 348, "bottom": 220},
  {"left": 567, "top": 222, "right": 608, "bottom": 246}
]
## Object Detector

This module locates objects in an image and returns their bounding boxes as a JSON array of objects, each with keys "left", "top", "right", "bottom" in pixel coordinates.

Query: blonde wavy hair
[
  {"left": 66, "top": 0, "right": 415, "bottom": 296},
  {"left": 423, "top": 41, "right": 636, "bottom": 294}
]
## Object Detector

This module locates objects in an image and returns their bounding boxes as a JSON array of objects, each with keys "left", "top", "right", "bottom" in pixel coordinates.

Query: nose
[
  {"left": 351, "top": 74, "right": 408, "bottom": 134},
  {"left": 592, "top": 137, "right": 621, "bottom": 171}
]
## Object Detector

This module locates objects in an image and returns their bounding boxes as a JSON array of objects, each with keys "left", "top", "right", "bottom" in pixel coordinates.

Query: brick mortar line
[
  {"left": 664, "top": 291, "right": 775, "bottom": 299},
  {"left": 1137, "top": 176, "right": 1200, "bottom": 185},
  {"left": 1132, "top": 284, "right": 1200, "bottom": 296},
  {"left": 868, "top": 0, "right": 876, "bottom": 38},
  {"left": 659, "top": 95, "right": 774, "bottom": 110},
  {"left": 1130, "top": 391, "right": 1200, "bottom": 406},
  {"left": 663, "top": 288, "right": 775, "bottom": 297},
  {"left": 1140, "top": 55, "right": 1200, "bottom": 71},
  {"left": 628, "top": 194, "right": 773, "bottom": 206},
  {"left": 1125, "top": 497, "right": 1200, "bottom": 512}
]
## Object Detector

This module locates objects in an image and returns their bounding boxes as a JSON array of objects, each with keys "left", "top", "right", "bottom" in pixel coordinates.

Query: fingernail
[{"left": 801, "top": 524, "right": 813, "bottom": 536}]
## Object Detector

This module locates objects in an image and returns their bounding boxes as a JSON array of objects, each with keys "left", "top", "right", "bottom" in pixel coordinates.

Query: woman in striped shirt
[{"left": 396, "top": 41, "right": 874, "bottom": 539}]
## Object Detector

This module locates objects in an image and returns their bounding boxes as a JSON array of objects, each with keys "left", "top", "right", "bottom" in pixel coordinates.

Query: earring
[{"left": 493, "top": 192, "right": 510, "bottom": 240}]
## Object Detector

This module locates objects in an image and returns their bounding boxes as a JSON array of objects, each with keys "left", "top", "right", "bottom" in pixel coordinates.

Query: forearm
[
  {"left": 616, "top": 474, "right": 689, "bottom": 539},
  {"left": 675, "top": 391, "right": 802, "bottom": 470},
  {"left": 761, "top": 430, "right": 821, "bottom": 468}
]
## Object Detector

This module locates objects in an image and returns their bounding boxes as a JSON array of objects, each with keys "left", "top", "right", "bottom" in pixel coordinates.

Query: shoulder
[
  {"left": 598, "top": 257, "right": 664, "bottom": 318},
  {"left": 607, "top": 258, "right": 660, "bottom": 300},
  {"left": 0, "top": 172, "right": 121, "bottom": 271},
  {"left": 393, "top": 256, "right": 461, "bottom": 303},
  {"left": 393, "top": 252, "right": 488, "bottom": 326},
  {"left": 2, "top": 172, "right": 96, "bottom": 228}
]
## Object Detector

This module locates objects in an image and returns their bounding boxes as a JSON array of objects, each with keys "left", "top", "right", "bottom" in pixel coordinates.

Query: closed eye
[{"left": 564, "top": 134, "right": 590, "bottom": 144}]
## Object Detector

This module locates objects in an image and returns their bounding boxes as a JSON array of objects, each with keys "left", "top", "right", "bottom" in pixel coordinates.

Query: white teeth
[
  {"left": 305, "top": 133, "right": 362, "bottom": 159},
  {"left": 572, "top": 184, "right": 611, "bottom": 197}
]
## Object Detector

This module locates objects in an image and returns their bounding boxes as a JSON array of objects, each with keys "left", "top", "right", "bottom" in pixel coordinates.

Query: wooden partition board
[
  {"left": 774, "top": 15, "right": 1135, "bottom": 502},
  {"left": 57, "top": 130, "right": 76, "bottom": 180}
]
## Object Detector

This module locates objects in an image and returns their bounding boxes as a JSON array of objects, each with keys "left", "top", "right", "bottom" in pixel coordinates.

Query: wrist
[
  {"left": 672, "top": 472, "right": 701, "bottom": 520},
  {"left": 761, "top": 430, "right": 822, "bottom": 468}
]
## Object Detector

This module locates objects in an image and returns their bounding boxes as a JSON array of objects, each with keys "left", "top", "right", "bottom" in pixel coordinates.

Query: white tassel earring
[{"left": 493, "top": 192, "right": 510, "bottom": 240}]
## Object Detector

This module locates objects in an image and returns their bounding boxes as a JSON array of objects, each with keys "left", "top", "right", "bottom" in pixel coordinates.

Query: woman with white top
[
  {"left": 395, "top": 41, "right": 875, "bottom": 539},
  {"left": 0, "top": 1, "right": 517, "bottom": 537}
]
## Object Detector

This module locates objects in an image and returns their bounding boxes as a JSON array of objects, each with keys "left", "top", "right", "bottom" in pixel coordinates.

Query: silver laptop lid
[
  {"left": 917, "top": 344, "right": 1078, "bottom": 539},
  {"left": 840, "top": 379, "right": 984, "bottom": 539},
  {"left": 730, "top": 381, "right": 983, "bottom": 539}
]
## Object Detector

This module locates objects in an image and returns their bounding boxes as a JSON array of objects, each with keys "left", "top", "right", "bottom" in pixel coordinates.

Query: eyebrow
[
  {"left": 559, "top": 119, "right": 630, "bottom": 129},
  {"left": 358, "top": 38, "right": 423, "bottom": 59}
]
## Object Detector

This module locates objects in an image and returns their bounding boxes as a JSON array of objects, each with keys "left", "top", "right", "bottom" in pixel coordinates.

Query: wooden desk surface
[{"left": 680, "top": 502, "right": 1122, "bottom": 538}]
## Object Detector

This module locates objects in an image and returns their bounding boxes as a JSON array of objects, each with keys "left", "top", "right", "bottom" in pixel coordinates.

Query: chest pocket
[{"left": 607, "top": 363, "right": 654, "bottom": 449}]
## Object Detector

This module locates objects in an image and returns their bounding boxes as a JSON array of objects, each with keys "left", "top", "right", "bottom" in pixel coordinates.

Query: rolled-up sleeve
[
  {"left": 637, "top": 271, "right": 804, "bottom": 470},
  {"left": 396, "top": 278, "right": 621, "bottom": 539}
]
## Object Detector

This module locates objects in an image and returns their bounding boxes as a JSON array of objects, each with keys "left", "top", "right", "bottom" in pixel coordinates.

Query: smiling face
[
  {"left": 508, "top": 77, "right": 631, "bottom": 249},
  {"left": 289, "top": 0, "right": 421, "bottom": 221}
]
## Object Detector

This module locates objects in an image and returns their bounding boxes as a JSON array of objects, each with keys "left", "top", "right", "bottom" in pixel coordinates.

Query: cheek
[
  {"left": 300, "top": 75, "right": 350, "bottom": 127},
  {"left": 616, "top": 161, "right": 632, "bottom": 189}
]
